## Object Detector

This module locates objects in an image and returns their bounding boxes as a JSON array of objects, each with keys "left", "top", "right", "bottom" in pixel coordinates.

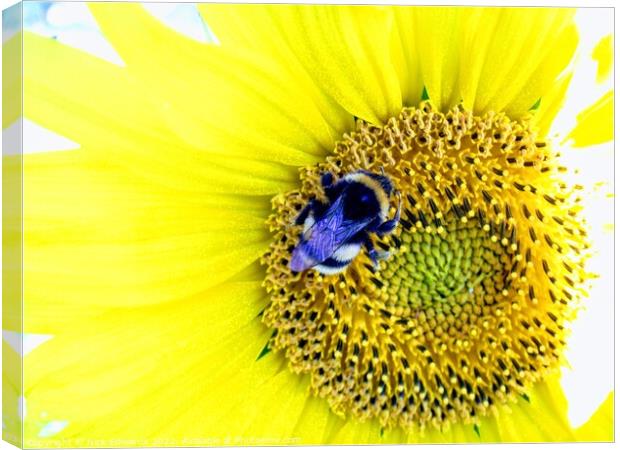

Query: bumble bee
[{"left": 289, "top": 170, "right": 401, "bottom": 275}]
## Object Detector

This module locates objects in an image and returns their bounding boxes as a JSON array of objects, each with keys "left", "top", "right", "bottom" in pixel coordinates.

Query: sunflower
[{"left": 3, "top": 3, "right": 614, "bottom": 446}]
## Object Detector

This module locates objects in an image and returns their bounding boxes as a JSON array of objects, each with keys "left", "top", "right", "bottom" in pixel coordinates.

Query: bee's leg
[
  {"left": 294, "top": 199, "right": 319, "bottom": 225},
  {"left": 362, "top": 234, "right": 381, "bottom": 270},
  {"left": 376, "top": 219, "right": 398, "bottom": 236},
  {"left": 375, "top": 191, "right": 402, "bottom": 236}
]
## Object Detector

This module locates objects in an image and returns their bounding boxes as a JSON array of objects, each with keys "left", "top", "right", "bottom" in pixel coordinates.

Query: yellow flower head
[
  {"left": 262, "top": 103, "right": 591, "bottom": 431},
  {"left": 3, "top": 2, "right": 613, "bottom": 446}
]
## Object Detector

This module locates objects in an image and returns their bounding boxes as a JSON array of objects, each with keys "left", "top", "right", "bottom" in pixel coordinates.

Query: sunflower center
[
  {"left": 381, "top": 219, "right": 509, "bottom": 313},
  {"left": 261, "top": 103, "right": 589, "bottom": 431}
]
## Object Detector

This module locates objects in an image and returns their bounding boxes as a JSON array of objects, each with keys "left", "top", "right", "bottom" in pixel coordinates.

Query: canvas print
[{"left": 2, "top": 2, "right": 614, "bottom": 447}]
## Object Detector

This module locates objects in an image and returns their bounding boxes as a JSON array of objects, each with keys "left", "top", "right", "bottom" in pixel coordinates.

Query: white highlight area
[
  {"left": 9, "top": 118, "right": 80, "bottom": 154},
  {"left": 23, "top": 2, "right": 219, "bottom": 68},
  {"left": 22, "top": 118, "right": 80, "bottom": 154},
  {"left": 37, "top": 420, "right": 69, "bottom": 438},
  {"left": 25, "top": 1, "right": 124, "bottom": 66},
  {"left": 18, "top": 395, "right": 26, "bottom": 419},
  {"left": 549, "top": 8, "right": 613, "bottom": 141},
  {"left": 2, "top": 330, "right": 53, "bottom": 356},
  {"left": 541, "top": 8, "right": 615, "bottom": 429},
  {"left": 143, "top": 3, "right": 213, "bottom": 43},
  {"left": 2, "top": 120, "right": 21, "bottom": 156},
  {"left": 559, "top": 142, "right": 614, "bottom": 428},
  {"left": 45, "top": 1, "right": 98, "bottom": 29},
  {"left": 4, "top": 118, "right": 80, "bottom": 155}
]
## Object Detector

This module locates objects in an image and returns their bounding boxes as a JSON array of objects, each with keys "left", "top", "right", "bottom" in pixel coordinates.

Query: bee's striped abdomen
[
  {"left": 332, "top": 243, "right": 362, "bottom": 262},
  {"left": 315, "top": 243, "right": 361, "bottom": 274}
]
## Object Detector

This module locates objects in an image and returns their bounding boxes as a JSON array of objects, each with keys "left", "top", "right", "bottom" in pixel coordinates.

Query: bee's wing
[{"left": 302, "top": 197, "right": 372, "bottom": 264}]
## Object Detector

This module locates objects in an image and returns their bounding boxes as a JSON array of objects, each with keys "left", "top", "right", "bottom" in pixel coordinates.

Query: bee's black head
[{"left": 342, "top": 181, "right": 381, "bottom": 220}]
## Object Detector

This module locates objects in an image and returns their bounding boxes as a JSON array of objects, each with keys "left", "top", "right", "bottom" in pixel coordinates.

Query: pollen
[{"left": 261, "top": 103, "right": 591, "bottom": 431}]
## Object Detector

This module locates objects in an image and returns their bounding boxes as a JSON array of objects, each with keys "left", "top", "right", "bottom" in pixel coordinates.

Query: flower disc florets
[{"left": 261, "top": 102, "right": 590, "bottom": 431}]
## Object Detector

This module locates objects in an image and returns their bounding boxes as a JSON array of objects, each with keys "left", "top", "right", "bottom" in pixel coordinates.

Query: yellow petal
[
  {"left": 495, "top": 10, "right": 578, "bottom": 118},
  {"left": 211, "top": 368, "right": 310, "bottom": 442},
  {"left": 3, "top": 155, "right": 22, "bottom": 332},
  {"left": 328, "top": 416, "right": 383, "bottom": 444},
  {"left": 532, "top": 71, "right": 573, "bottom": 137},
  {"left": 390, "top": 8, "right": 422, "bottom": 106},
  {"left": 200, "top": 4, "right": 402, "bottom": 124},
  {"left": 22, "top": 150, "right": 272, "bottom": 315},
  {"left": 394, "top": 7, "right": 577, "bottom": 118},
  {"left": 23, "top": 33, "right": 169, "bottom": 149},
  {"left": 592, "top": 34, "right": 613, "bottom": 83},
  {"left": 267, "top": 6, "right": 403, "bottom": 124},
  {"left": 394, "top": 7, "right": 462, "bottom": 110},
  {"left": 564, "top": 90, "right": 614, "bottom": 147},
  {"left": 24, "top": 282, "right": 273, "bottom": 441},
  {"left": 197, "top": 4, "right": 354, "bottom": 143},
  {"left": 160, "top": 355, "right": 285, "bottom": 442},
  {"left": 399, "top": 372, "right": 607, "bottom": 443},
  {"left": 291, "top": 395, "right": 332, "bottom": 444},
  {"left": 88, "top": 3, "right": 338, "bottom": 165},
  {"left": 575, "top": 391, "right": 614, "bottom": 442},
  {"left": 25, "top": 281, "right": 267, "bottom": 381},
  {"left": 24, "top": 33, "right": 299, "bottom": 195},
  {"left": 493, "top": 378, "right": 575, "bottom": 442}
]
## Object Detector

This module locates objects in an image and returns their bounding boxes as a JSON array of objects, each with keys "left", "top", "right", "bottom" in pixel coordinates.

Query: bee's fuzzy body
[{"left": 289, "top": 170, "right": 401, "bottom": 274}]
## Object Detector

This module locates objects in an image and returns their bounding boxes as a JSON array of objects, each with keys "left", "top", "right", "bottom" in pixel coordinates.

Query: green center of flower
[
  {"left": 261, "top": 103, "right": 590, "bottom": 431},
  {"left": 380, "top": 219, "right": 510, "bottom": 313}
]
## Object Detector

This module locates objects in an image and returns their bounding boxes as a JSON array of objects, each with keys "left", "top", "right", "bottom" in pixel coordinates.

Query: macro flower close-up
[{"left": 2, "top": 2, "right": 614, "bottom": 447}]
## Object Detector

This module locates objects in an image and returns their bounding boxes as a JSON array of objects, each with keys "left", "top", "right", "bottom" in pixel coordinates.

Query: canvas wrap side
[{"left": 3, "top": 2, "right": 24, "bottom": 448}]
